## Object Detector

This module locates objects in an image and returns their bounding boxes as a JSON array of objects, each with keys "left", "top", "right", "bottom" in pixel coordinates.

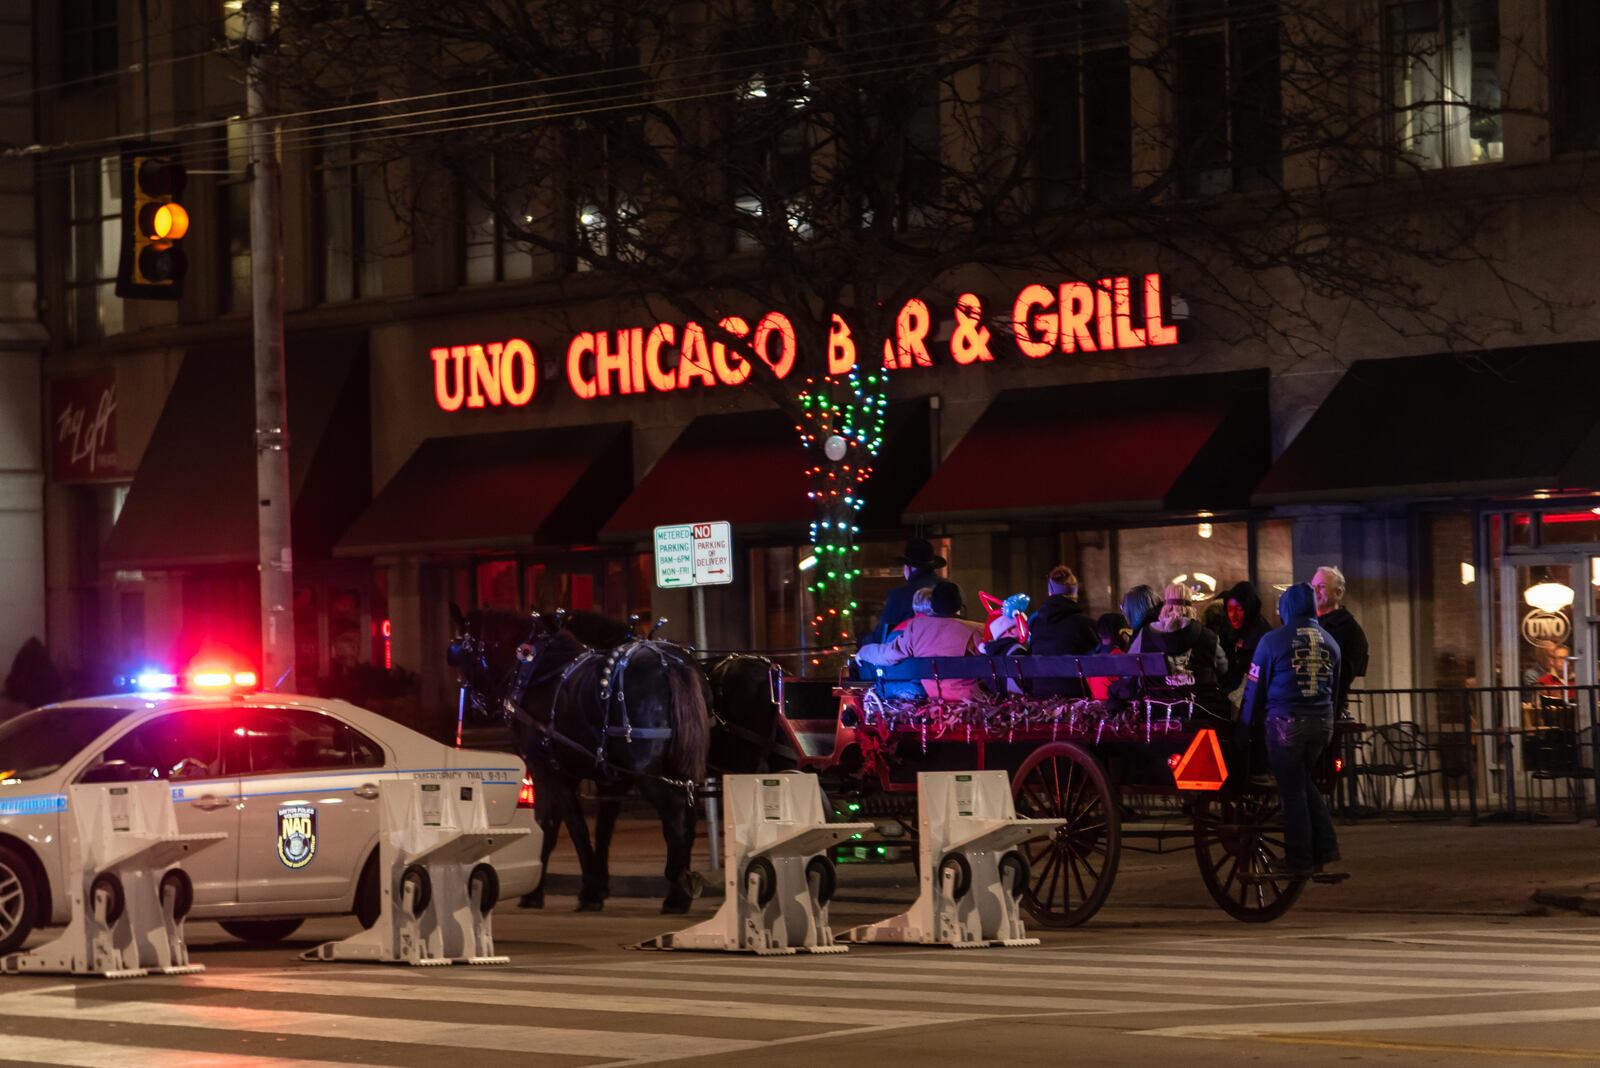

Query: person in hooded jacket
[
  {"left": 1028, "top": 565, "right": 1098, "bottom": 697},
  {"left": 1219, "top": 581, "right": 1273, "bottom": 697},
  {"left": 1128, "top": 584, "right": 1231, "bottom": 717},
  {"left": 1240, "top": 581, "right": 1343, "bottom": 879}
]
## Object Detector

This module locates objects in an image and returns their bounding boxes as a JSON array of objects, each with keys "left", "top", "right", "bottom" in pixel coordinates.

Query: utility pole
[{"left": 245, "top": 0, "right": 295, "bottom": 692}]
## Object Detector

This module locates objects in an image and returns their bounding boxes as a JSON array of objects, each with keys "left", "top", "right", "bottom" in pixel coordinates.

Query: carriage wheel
[
  {"left": 1193, "top": 790, "right": 1306, "bottom": 922},
  {"left": 1010, "top": 743, "right": 1120, "bottom": 928}
]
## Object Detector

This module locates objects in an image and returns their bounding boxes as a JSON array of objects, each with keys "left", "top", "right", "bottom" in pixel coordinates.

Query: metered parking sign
[{"left": 653, "top": 521, "right": 733, "bottom": 589}]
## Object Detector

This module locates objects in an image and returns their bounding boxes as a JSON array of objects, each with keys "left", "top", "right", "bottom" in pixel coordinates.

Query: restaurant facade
[{"left": 24, "top": 0, "right": 1600, "bottom": 728}]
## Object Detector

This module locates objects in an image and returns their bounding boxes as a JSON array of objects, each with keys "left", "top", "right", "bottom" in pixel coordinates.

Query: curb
[
  {"left": 1530, "top": 887, "right": 1600, "bottom": 915},
  {"left": 540, "top": 865, "right": 917, "bottom": 901}
]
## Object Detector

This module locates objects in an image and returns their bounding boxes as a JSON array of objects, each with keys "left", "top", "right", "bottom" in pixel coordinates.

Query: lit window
[
  {"left": 65, "top": 156, "right": 123, "bottom": 345},
  {"left": 1386, "top": 0, "right": 1503, "bottom": 169}
]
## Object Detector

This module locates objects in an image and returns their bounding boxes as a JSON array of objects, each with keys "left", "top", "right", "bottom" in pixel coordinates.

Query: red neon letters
[
  {"left": 431, "top": 338, "right": 538, "bottom": 412},
  {"left": 430, "top": 274, "right": 1181, "bottom": 412}
]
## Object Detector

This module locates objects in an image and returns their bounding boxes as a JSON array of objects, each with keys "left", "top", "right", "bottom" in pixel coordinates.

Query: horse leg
[
  {"left": 557, "top": 778, "right": 606, "bottom": 912},
  {"left": 640, "top": 779, "right": 700, "bottom": 914},
  {"left": 593, "top": 792, "right": 625, "bottom": 903},
  {"left": 519, "top": 798, "right": 563, "bottom": 909}
]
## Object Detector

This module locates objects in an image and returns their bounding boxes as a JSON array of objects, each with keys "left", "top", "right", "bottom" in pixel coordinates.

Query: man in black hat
[{"left": 864, "top": 537, "right": 946, "bottom": 646}]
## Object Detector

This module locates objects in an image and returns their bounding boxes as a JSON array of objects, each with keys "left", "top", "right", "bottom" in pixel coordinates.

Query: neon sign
[{"left": 428, "top": 273, "right": 1180, "bottom": 412}]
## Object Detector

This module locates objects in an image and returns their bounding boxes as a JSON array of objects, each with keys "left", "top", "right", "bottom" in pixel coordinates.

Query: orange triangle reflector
[{"left": 1172, "top": 728, "right": 1228, "bottom": 791}]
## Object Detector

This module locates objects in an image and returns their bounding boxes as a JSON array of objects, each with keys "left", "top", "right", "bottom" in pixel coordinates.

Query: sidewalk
[{"left": 540, "top": 814, "right": 1600, "bottom": 916}]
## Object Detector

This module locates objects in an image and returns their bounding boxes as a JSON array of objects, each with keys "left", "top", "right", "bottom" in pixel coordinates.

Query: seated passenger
[
  {"left": 890, "top": 586, "right": 935, "bottom": 636},
  {"left": 1086, "top": 611, "right": 1131, "bottom": 701},
  {"left": 979, "top": 592, "right": 1031, "bottom": 694},
  {"left": 1128, "top": 584, "right": 1232, "bottom": 718},
  {"left": 857, "top": 580, "right": 985, "bottom": 702}
]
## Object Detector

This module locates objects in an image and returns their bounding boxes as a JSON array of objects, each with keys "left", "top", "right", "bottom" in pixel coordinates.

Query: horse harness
[{"left": 502, "top": 637, "right": 698, "bottom": 804}]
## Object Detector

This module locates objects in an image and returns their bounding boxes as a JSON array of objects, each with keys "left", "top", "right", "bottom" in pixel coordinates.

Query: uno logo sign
[
  {"left": 431, "top": 338, "right": 538, "bottom": 412},
  {"left": 1522, "top": 609, "right": 1571, "bottom": 645},
  {"left": 277, "top": 804, "right": 318, "bottom": 869}
]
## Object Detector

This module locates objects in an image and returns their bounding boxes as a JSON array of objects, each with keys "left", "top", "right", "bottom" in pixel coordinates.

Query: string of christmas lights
[{"left": 797, "top": 365, "right": 888, "bottom": 669}]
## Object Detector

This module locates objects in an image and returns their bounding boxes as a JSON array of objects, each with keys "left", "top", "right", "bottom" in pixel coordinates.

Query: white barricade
[
  {"left": 2, "top": 782, "right": 223, "bottom": 979},
  {"left": 304, "top": 778, "right": 529, "bottom": 967},
  {"left": 639, "top": 772, "right": 871, "bottom": 955},
  {"left": 844, "top": 771, "right": 1062, "bottom": 948}
]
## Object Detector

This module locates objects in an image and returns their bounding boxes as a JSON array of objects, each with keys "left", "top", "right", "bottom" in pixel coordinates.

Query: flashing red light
[
  {"left": 1333, "top": 757, "right": 1344, "bottom": 773},
  {"left": 1167, "top": 753, "right": 1182, "bottom": 769},
  {"left": 380, "top": 619, "right": 392, "bottom": 638},
  {"left": 517, "top": 774, "right": 536, "bottom": 810},
  {"left": 189, "top": 668, "right": 257, "bottom": 691}
]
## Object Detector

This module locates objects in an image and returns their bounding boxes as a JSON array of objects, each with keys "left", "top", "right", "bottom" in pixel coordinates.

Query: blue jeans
[{"left": 1265, "top": 713, "right": 1339, "bottom": 874}]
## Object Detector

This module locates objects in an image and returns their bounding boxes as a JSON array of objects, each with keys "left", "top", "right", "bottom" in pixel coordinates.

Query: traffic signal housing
[{"left": 115, "top": 143, "right": 189, "bottom": 299}]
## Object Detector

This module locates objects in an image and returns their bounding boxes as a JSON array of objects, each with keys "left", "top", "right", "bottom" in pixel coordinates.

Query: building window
[
  {"left": 570, "top": 120, "right": 643, "bottom": 271},
  {"left": 1385, "top": 0, "right": 1503, "bottom": 169},
  {"left": 461, "top": 154, "right": 534, "bottom": 285},
  {"left": 730, "top": 71, "right": 812, "bottom": 251},
  {"left": 219, "top": 120, "right": 252, "bottom": 314},
  {"left": 314, "top": 130, "right": 385, "bottom": 302},
  {"left": 1552, "top": 0, "right": 1600, "bottom": 153},
  {"left": 1034, "top": 1, "right": 1132, "bottom": 207},
  {"left": 65, "top": 156, "right": 124, "bottom": 345},
  {"left": 62, "top": 0, "right": 118, "bottom": 86},
  {"left": 1172, "top": 0, "right": 1282, "bottom": 197}
]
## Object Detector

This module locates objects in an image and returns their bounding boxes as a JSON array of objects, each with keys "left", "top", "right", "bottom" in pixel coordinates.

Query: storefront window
[
  {"left": 856, "top": 537, "right": 951, "bottom": 633},
  {"left": 1417, "top": 511, "right": 1479, "bottom": 687},
  {"left": 477, "top": 559, "right": 519, "bottom": 611},
  {"left": 1255, "top": 519, "right": 1295, "bottom": 599},
  {"left": 1117, "top": 521, "right": 1248, "bottom": 610},
  {"left": 1531, "top": 510, "right": 1600, "bottom": 545},
  {"left": 750, "top": 546, "right": 804, "bottom": 658}
]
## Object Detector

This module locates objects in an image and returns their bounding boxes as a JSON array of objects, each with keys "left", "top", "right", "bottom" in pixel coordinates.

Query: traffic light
[{"left": 115, "top": 143, "right": 189, "bottom": 299}]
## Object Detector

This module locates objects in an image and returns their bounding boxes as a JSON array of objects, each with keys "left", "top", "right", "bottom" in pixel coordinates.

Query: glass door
[{"left": 1499, "top": 554, "right": 1593, "bottom": 727}]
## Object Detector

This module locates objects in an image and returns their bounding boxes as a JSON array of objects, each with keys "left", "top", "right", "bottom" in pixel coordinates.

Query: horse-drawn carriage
[
  {"left": 451, "top": 608, "right": 1352, "bottom": 925},
  {"left": 774, "top": 653, "right": 1354, "bottom": 926}
]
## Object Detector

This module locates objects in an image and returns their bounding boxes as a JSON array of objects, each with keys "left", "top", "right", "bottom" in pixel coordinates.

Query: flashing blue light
[{"left": 133, "top": 670, "right": 178, "bottom": 692}]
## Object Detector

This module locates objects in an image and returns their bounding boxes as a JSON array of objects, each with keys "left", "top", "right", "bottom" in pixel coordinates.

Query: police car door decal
[{"left": 277, "top": 804, "right": 317, "bottom": 869}]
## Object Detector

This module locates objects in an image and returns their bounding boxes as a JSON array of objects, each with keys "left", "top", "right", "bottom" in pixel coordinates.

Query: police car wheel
[
  {"left": 219, "top": 918, "right": 304, "bottom": 943},
  {"left": 0, "top": 844, "right": 38, "bottom": 955},
  {"left": 355, "top": 851, "right": 382, "bottom": 929}
]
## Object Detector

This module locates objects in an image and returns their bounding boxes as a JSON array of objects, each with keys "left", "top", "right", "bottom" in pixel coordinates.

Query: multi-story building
[{"left": 26, "top": 1, "right": 1600, "bottom": 748}]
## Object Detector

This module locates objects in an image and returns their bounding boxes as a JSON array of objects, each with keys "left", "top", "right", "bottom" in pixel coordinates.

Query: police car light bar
[{"left": 124, "top": 667, "right": 258, "bottom": 693}]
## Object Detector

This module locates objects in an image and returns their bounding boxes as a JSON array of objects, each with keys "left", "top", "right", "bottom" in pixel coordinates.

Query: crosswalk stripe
[
  {"left": 0, "top": 990, "right": 763, "bottom": 1061},
  {"left": 182, "top": 972, "right": 965, "bottom": 1026},
  {"left": 1100, "top": 942, "right": 1600, "bottom": 965},
  {"left": 518, "top": 957, "right": 1566, "bottom": 998},
  {"left": 0, "top": 1035, "right": 332, "bottom": 1068},
  {"left": 1141, "top": 1004, "right": 1600, "bottom": 1039},
  {"left": 663, "top": 951, "right": 1591, "bottom": 991},
  {"left": 1059, "top": 950, "right": 1600, "bottom": 978},
  {"left": 291, "top": 967, "right": 1224, "bottom": 1014}
]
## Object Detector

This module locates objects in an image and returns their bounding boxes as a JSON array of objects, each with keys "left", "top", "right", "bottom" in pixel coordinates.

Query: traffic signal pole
[{"left": 245, "top": 0, "right": 295, "bottom": 692}]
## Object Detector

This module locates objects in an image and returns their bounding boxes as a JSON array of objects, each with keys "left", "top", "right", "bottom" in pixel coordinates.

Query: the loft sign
[{"left": 428, "top": 273, "right": 1181, "bottom": 413}]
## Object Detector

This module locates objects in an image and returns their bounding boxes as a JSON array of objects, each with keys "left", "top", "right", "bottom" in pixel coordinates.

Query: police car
[{"left": 0, "top": 669, "right": 541, "bottom": 954}]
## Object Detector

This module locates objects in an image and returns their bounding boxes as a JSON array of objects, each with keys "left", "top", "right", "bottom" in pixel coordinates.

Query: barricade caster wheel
[
  {"left": 938, "top": 852, "right": 972, "bottom": 900},
  {"left": 998, "top": 851, "right": 1030, "bottom": 899},
  {"left": 805, "top": 855, "right": 837, "bottom": 907},
  {"left": 401, "top": 864, "right": 433, "bottom": 918},
  {"left": 744, "top": 856, "right": 777, "bottom": 907},
  {"left": 90, "top": 873, "right": 126, "bottom": 927},
  {"left": 469, "top": 863, "right": 500, "bottom": 914},
  {"left": 159, "top": 869, "right": 194, "bottom": 921}
]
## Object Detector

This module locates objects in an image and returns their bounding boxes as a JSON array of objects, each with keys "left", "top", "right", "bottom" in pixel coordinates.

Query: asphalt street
[
  {"left": 3, "top": 892, "right": 1600, "bottom": 1067},
  {"left": 5, "top": 819, "right": 1600, "bottom": 1066}
]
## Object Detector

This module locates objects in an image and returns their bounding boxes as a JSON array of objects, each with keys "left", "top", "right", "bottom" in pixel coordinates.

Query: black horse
[
  {"left": 450, "top": 608, "right": 709, "bottom": 913},
  {"left": 705, "top": 653, "right": 800, "bottom": 776}
]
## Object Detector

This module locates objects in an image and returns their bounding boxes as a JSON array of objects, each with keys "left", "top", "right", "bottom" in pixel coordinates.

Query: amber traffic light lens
[{"left": 138, "top": 201, "right": 189, "bottom": 242}]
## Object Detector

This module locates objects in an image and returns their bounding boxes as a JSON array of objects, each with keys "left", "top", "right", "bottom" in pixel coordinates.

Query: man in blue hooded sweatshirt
[{"left": 1240, "top": 582, "right": 1342, "bottom": 878}]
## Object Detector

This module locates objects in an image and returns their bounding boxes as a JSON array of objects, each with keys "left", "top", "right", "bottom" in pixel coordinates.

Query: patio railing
[{"left": 1343, "top": 686, "right": 1600, "bottom": 826}]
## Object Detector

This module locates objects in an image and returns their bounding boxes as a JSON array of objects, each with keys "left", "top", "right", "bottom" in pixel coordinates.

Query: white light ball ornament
[{"left": 823, "top": 434, "right": 848, "bottom": 462}]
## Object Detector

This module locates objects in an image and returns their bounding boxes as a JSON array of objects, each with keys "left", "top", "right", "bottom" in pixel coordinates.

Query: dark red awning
[
  {"left": 602, "top": 404, "right": 931, "bottom": 540},
  {"left": 102, "top": 335, "right": 369, "bottom": 569},
  {"left": 905, "top": 371, "right": 1268, "bottom": 521},
  {"left": 336, "top": 423, "right": 631, "bottom": 556}
]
